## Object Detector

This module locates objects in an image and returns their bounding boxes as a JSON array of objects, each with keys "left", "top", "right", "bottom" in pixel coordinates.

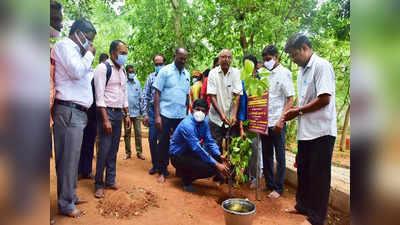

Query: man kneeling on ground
[{"left": 169, "top": 99, "right": 230, "bottom": 193}]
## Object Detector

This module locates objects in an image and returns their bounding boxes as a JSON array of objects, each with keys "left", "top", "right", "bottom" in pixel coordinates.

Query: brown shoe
[
  {"left": 137, "top": 154, "right": 145, "bottom": 160},
  {"left": 62, "top": 208, "right": 85, "bottom": 218},
  {"left": 94, "top": 189, "right": 105, "bottom": 198},
  {"left": 105, "top": 184, "right": 121, "bottom": 190}
]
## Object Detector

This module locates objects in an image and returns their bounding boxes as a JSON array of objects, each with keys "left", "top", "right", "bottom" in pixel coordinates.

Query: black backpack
[{"left": 88, "top": 61, "right": 112, "bottom": 120}]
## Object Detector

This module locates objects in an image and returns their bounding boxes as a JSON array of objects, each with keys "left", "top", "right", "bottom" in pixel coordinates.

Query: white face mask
[
  {"left": 193, "top": 110, "right": 205, "bottom": 122},
  {"left": 264, "top": 59, "right": 275, "bottom": 71},
  {"left": 50, "top": 26, "right": 60, "bottom": 38}
]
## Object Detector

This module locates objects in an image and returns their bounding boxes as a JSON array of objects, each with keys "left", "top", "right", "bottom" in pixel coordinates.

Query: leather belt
[
  {"left": 107, "top": 107, "right": 122, "bottom": 112},
  {"left": 55, "top": 99, "right": 88, "bottom": 112}
]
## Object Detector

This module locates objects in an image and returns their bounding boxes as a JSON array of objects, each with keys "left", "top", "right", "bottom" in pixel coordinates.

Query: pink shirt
[{"left": 94, "top": 59, "right": 128, "bottom": 108}]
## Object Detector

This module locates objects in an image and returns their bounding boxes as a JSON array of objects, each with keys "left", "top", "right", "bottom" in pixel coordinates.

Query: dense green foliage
[{"left": 57, "top": 0, "right": 350, "bottom": 147}]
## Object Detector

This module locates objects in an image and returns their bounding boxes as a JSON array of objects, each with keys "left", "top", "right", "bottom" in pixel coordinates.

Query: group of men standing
[{"left": 50, "top": 2, "right": 337, "bottom": 225}]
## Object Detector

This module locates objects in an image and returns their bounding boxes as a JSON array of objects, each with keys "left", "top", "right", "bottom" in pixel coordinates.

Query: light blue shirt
[
  {"left": 127, "top": 75, "right": 144, "bottom": 117},
  {"left": 169, "top": 114, "right": 221, "bottom": 165},
  {"left": 153, "top": 62, "right": 190, "bottom": 119}
]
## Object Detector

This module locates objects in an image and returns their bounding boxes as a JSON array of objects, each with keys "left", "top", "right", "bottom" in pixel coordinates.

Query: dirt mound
[{"left": 97, "top": 185, "right": 159, "bottom": 219}]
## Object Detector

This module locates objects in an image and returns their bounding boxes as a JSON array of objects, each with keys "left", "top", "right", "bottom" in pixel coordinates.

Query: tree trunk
[
  {"left": 339, "top": 104, "right": 350, "bottom": 151},
  {"left": 239, "top": 27, "right": 248, "bottom": 55},
  {"left": 170, "top": 0, "right": 183, "bottom": 47}
]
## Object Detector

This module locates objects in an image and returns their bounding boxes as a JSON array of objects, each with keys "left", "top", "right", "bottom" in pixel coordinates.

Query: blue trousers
[
  {"left": 148, "top": 107, "right": 159, "bottom": 170},
  {"left": 157, "top": 115, "right": 183, "bottom": 175},
  {"left": 78, "top": 111, "right": 97, "bottom": 176},
  {"left": 261, "top": 125, "right": 286, "bottom": 194},
  {"left": 94, "top": 108, "right": 122, "bottom": 190}
]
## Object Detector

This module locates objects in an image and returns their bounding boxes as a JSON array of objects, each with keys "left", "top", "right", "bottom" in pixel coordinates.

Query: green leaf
[{"left": 244, "top": 59, "right": 254, "bottom": 75}]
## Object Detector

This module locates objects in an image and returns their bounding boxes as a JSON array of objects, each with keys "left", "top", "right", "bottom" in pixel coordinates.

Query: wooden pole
[{"left": 255, "top": 134, "right": 261, "bottom": 201}]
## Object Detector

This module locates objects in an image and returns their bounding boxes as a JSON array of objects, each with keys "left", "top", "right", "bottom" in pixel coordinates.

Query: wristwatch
[{"left": 298, "top": 108, "right": 303, "bottom": 116}]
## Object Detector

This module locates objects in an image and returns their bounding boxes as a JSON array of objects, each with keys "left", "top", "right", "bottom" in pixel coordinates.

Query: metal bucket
[{"left": 221, "top": 198, "right": 256, "bottom": 225}]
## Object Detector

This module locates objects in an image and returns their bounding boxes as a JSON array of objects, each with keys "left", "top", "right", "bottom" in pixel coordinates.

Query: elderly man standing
[
  {"left": 52, "top": 18, "right": 96, "bottom": 218},
  {"left": 123, "top": 64, "right": 145, "bottom": 160},
  {"left": 207, "top": 49, "right": 242, "bottom": 151},
  {"left": 142, "top": 54, "right": 166, "bottom": 175},
  {"left": 284, "top": 33, "right": 337, "bottom": 225},
  {"left": 94, "top": 40, "right": 130, "bottom": 198},
  {"left": 154, "top": 48, "right": 190, "bottom": 183}
]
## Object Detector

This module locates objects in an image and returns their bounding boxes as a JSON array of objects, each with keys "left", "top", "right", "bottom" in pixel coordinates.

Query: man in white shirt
[
  {"left": 51, "top": 18, "right": 96, "bottom": 218},
  {"left": 207, "top": 49, "right": 242, "bottom": 150},
  {"left": 261, "top": 45, "right": 295, "bottom": 199},
  {"left": 93, "top": 40, "right": 130, "bottom": 198},
  {"left": 283, "top": 34, "right": 337, "bottom": 225}
]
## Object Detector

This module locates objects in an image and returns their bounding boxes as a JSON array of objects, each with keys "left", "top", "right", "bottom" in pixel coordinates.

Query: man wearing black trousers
[
  {"left": 78, "top": 54, "right": 108, "bottom": 179},
  {"left": 283, "top": 33, "right": 337, "bottom": 225}
]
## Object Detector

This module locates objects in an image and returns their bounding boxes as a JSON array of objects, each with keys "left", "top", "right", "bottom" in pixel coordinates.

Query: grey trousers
[
  {"left": 95, "top": 108, "right": 122, "bottom": 190},
  {"left": 52, "top": 104, "right": 88, "bottom": 214}
]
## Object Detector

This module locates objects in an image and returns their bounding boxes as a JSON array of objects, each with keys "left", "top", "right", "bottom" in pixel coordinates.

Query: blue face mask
[
  {"left": 75, "top": 31, "right": 89, "bottom": 50},
  {"left": 128, "top": 73, "right": 135, "bottom": 80},
  {"left": 116, "top": 54, "right": 127, "bottom": 66},
  {"left": 192, "top": 78, "right": 198, "bottom": 83},
  {"left": 155, "top": 66, "right": 163, "bottom": 73}
]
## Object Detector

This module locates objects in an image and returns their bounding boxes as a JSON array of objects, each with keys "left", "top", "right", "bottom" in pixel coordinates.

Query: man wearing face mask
[
  {"left": 260, "top": 45, "right": 295, "bottom": 199},
  {"left": 51, "top": 18, "right": 96, "bottom": 218},
  {"left": 93, "top": 40, "right": 130, "bottom": 198},
  {"left": 123, "top": 64, "right": 145, "bottom": 160},
  {"left": 169, "top": 99, "right": 230, "bottom": 193},
  {"left": 142, "top": 54, "right": 166, "bottom": 175},
  {"left": 153, "top": 48, "right": 191, "bottom": 183}
]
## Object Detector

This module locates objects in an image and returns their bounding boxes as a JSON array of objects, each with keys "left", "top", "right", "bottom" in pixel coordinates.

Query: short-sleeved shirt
[
  {"left": 297, "top": 54, "right": 337, "bottom": 140},
  {"left": 267, "top": 64, "right": 295, "bottom": 126},
  {"left": 207, "top": 66, "right": 243, "bottom": 127},
  {"left": 94, "top": 59, "right": 128, "bottom": 108},
  {"left": 153, "top": 62, "right": 190, "bottom": 119}
]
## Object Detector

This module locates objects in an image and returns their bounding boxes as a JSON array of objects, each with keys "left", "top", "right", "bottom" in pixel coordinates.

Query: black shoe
[
  {"left": 148, "top": 167, "right": 157, "bottom": 175},
  {"left": 164, "top": 170, "right": 170, "bottom": 177},
  {"left": 79, "top": 173, "right": 93, "bottom": 180}
]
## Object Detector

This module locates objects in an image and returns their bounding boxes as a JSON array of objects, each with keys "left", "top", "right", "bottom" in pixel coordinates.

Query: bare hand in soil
[{"left": 216, "top": 162, "right": 229, "bottom": 177}]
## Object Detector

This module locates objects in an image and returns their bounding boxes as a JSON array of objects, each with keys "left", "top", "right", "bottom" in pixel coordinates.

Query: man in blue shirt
[
  {"left": 170, "top": 99, "right": 230, "bottom": 192},
  {"left": 153, "top": 48, "right": 190, "bottom": 183},
  {"left": 123, "top": 64, "right": 145, "bottom": 160},
  {"left": 142, "top": 54, "right": 166, "bottom": 175}
]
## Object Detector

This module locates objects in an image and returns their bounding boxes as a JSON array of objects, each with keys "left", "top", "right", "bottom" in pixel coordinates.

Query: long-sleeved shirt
[
  {"left": 127, "top": 75, "right": 144, "bottom": 117},
  {"left": 169, "top": 114, "right": 221, "bottom": 165},
  {"left": 94, "top": 59, "right": 128, "bottom": 108},
  {"left": 52, "top": 37, "right": 94, "bottom": 108},
  {"left": 141, "top": 71, "right": 157, "bottom": 116}
]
